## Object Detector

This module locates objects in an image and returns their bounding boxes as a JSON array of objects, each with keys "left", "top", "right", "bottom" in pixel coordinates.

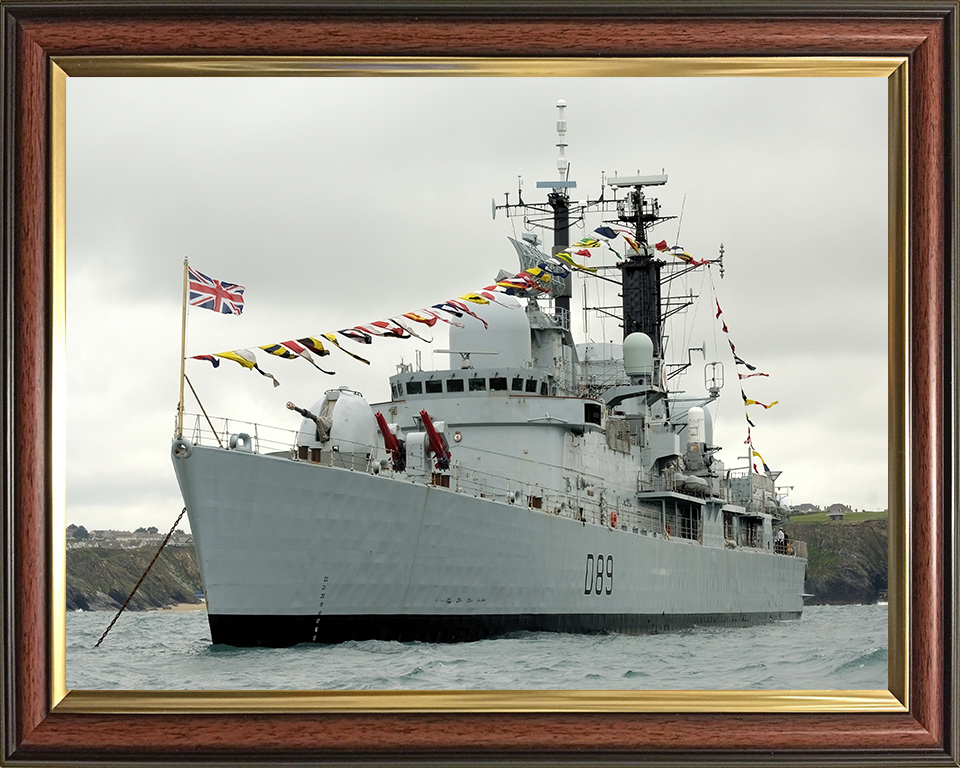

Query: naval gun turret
[{"left": 289, "top": 388, "right": 378, "bottom": 469}]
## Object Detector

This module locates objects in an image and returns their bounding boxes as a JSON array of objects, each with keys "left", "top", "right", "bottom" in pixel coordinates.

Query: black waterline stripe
[{"left": 207, "top": 611, "right": 802, "bottom": 647}]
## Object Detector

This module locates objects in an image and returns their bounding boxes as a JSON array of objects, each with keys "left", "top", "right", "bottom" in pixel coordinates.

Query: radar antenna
[{"left": 556, "top": 98, "right": 569, "bottom": 181}]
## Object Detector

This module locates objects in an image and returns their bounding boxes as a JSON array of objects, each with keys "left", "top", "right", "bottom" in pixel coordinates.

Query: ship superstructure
[{"left": 172, "top": 101, "right": 806, "bottom": 647}]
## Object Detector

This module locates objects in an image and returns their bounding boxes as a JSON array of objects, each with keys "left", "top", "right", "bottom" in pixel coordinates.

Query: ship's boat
[{"left": 172, "top": 101, "right": 807, "bottom": 647}]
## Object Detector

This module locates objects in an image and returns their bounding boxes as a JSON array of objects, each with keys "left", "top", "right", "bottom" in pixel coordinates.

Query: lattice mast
[{"left": 608, "top": 176, "right": 669, "bottom": 351}]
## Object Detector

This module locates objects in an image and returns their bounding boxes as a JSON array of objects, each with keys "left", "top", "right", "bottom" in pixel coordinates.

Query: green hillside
[
  {"left": 789, "top": 510, "right": 887, "bottom": 525},
  {"left": 67, "top": 547, "right": 202, "bottom": 612}
]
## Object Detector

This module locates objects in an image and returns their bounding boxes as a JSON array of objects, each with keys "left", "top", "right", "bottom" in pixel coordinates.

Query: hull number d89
[{"left": 584, "top": 554, "right": 613, "bottom": 595}]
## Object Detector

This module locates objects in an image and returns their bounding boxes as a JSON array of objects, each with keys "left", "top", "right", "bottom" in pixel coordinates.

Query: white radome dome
[{"left": 622, "top": 332, "right": 654, "bottom": 378}]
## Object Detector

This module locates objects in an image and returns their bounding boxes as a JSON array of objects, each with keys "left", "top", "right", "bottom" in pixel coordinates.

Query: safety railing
[
  {"left": 180, "top": 412, "right": 773, "bottom": 549},
  {"left": 182, "top": 413, "right": 298, "bottom": 456},
  {"left": 787, "top": 540, "right": 808, "bottom": 559}
]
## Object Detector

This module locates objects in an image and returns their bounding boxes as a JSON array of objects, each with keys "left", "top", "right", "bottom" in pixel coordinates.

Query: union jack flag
[{"left": 188, "top": 266, "right": 245, "bottom": 315}]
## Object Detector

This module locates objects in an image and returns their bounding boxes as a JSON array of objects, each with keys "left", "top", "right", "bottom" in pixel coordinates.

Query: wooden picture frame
[{"left": 2, "top": 2, "right": 957, "bottom": 765}]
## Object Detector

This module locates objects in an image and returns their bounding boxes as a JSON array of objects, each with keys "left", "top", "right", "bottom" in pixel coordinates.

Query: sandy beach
[{"left": 158, "top": 602, "right": 205, "bottom": 612}]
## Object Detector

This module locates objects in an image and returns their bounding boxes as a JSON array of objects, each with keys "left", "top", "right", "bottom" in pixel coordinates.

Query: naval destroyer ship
[{"left": 172, "top": 102, "right": 807, "bottom": 647}]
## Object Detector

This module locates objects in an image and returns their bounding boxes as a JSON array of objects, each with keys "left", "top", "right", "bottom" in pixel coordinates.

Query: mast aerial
[
  {"left": 494, "top": 99, "right": 579, "bottom": 337},
  {"left": 539, "top": 99, "right": 577, "bottom": 332}
]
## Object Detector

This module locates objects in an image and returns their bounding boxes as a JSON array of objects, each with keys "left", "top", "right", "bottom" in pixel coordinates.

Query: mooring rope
[{"left": 94, "top": 506, "right": 189, "bottom": 648}]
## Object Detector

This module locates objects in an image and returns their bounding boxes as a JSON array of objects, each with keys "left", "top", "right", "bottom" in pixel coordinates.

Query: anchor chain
[{"left": 94, "top": 506, "right": 188, "bottom": 648}]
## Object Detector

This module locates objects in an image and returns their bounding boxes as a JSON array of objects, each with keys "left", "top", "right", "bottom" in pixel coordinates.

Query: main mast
[{"left": 608, "top": 174, "right": 669, "bottom": 355}]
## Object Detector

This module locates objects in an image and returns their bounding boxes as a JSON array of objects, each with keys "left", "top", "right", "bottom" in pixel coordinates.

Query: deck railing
[
  {"left": 178, "top": 412, "right": 807, "bottom": 557},
  {"left": 182, "top": 413, "right": 298, "bottom": 456},
  {"left": 788, "top": 540, "right": 808, "bottom": 559}
]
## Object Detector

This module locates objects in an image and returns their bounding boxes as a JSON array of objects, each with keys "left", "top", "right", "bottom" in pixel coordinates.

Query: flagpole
[{"left": 177, "top": 257, "right": 188, "bottom": 438}]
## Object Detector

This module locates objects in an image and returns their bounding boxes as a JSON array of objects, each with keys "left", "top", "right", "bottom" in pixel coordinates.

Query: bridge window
[
  {"left": 512, "top": 377, "right": 524, "bottom": 391},
  {"left": 490, "top": 377, "right": 507, "bottom": 391},
  {"left": 406, "top": 380, "right": 423, "bottom": 395},
  {"left": 425, "top": 380, "right": 442, "bottom": 394},
  {"left": 540, "top": 382, "right": 548, "bottom": 396},
  {"left": 525, "top": 379, "right": 538, "bottom": 393},
  {"left": 679, "top": 504, "right": 702, "bottom": 541},
  {"left": 446, "top": 378, "right": 464, "bottom": 393},
  {"left": 469, "top": 377, "right": 486, "bottom": 392}
]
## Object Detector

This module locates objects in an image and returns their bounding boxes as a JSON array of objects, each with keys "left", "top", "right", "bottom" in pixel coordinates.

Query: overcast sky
[{"left": 65, "top": 76, "right": 888, "bottom": 533}]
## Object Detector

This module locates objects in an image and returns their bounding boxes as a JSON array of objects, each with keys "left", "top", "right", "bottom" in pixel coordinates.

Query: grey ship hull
[{"left": 174, "top": 443, "right": 805, "bottom": 647}]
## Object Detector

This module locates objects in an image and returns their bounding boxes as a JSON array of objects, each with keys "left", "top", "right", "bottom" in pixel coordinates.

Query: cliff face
[
  {"left": 784, "top": 518, "right": 888, "bottom": 605},
  {"left": 66, "top": 547, "right": 202, "bottom": 612}
]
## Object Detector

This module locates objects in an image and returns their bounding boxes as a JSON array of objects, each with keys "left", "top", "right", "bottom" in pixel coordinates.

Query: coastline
[{"left": 156, "top": 602, "right": 205, "bottom": 612}]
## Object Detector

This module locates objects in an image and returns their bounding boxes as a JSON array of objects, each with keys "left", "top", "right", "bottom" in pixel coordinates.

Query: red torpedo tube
[
  {"left": 419, "top": 409, "right": 451, "bottom": 471},
  {"left": 375, "top": 412, "right": 405, "bottom": 472}
]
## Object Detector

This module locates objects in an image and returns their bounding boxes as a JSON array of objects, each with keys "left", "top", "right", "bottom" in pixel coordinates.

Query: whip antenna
[{"left": 675, "top": 193, "right": 686, "bottom": 245}]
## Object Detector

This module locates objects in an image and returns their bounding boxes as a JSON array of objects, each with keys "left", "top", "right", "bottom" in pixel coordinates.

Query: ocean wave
[
  {"left": 833, "top": 647, "right": 888, "bottom": 674},
  {"left": 66, "top": 604, "right": 889, "bottom": 691}
]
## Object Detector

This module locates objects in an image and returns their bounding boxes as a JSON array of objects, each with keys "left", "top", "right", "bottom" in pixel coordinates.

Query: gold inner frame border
[{"left": 49, "top": 55, "right": 908, "bottom": 715}]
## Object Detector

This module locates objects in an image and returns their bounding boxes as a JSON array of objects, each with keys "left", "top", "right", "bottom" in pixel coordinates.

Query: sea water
[{"left": 66, "top": 603, "right": 887, "bottom": 691}]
